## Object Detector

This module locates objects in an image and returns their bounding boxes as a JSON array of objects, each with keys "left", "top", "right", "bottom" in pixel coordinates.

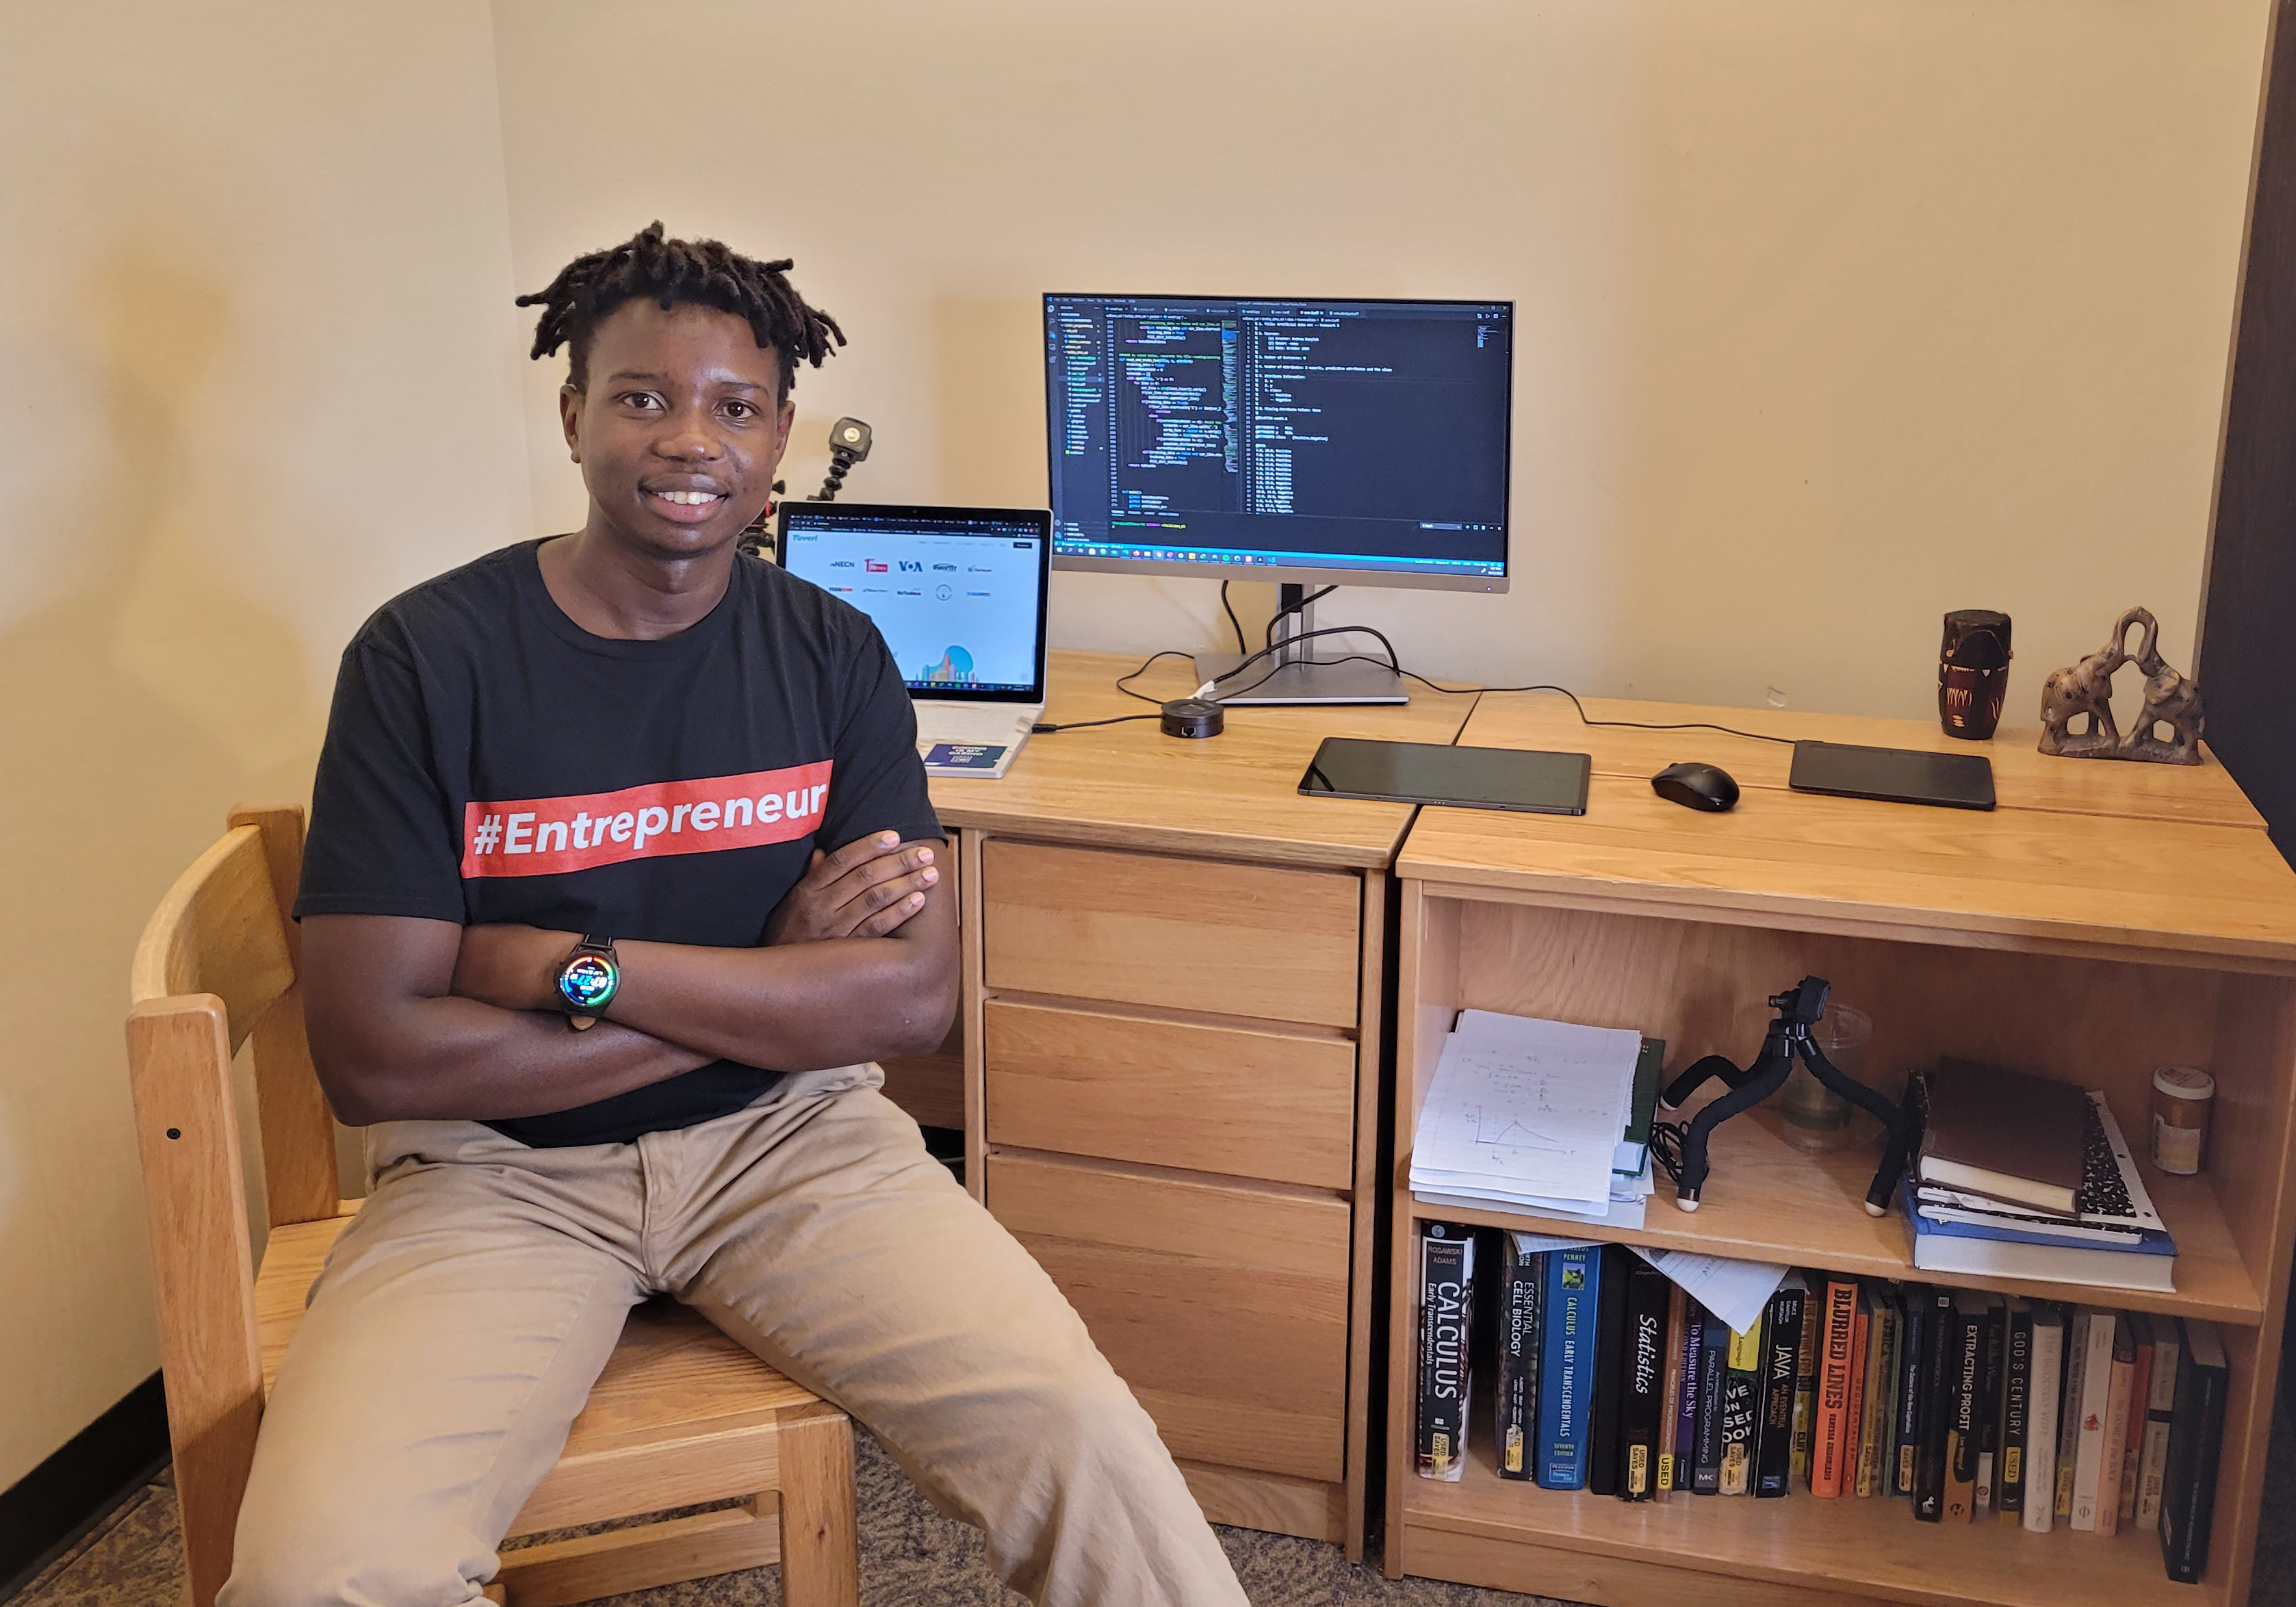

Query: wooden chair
[{"left": 125, "top": 804, "right": 860, "bottom": 1607}]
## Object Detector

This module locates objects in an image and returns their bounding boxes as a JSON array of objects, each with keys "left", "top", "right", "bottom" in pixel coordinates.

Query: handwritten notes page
[{"left": 1410, "top": 1014, "right": 1644, "bottom": 1209}]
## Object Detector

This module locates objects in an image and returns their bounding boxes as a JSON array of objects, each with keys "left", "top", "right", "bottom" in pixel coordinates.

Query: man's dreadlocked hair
[{"left": 516, "top": 222, "right": 844, "bottom": 396}]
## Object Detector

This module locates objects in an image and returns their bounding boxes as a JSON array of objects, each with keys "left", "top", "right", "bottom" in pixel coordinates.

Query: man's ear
[
  {"left": 772, "top": 396, "right": 798, "bottom": 469},
  {"left": 558, "top": 383, "right": 584, "bottom": 463}
]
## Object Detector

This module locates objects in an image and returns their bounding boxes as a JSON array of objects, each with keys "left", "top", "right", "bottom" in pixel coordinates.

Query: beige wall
[
  {"left": 496, "top": 0, "right": 2268, "bottom": 717},
  {"left": 0, "top": 2, "right": 531, "bottom": 1485}
]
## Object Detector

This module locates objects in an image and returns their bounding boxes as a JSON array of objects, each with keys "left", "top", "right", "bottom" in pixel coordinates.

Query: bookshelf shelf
[
  {"left": 1400, "top": 1438, "right": 2213, "bottom": 1607},
  {"left": 1406, "top": 1101, "right": 2265, "bottom": 1327},
  {"left": 1382, "top": 712, "right": 2296, "bottom": 1607}
]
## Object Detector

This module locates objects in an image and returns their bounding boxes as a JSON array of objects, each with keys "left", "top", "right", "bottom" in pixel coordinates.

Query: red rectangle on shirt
[{"left": 461, "top": 761, "right": 834, "bottom": 878}]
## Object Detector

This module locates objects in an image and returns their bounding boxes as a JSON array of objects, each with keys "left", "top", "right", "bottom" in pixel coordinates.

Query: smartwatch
[{"left": 554, "top": 935, "right": 620, "bottom": 1030}]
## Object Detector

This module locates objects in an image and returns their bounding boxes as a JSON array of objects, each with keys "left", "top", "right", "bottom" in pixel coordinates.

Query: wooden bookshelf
[
  {"left": 1384, "top": 700, "right": 2296, "bottom": 1607},
  {"left": 1406, "top": 1436, "right": 2197, "bottom": 1607}
]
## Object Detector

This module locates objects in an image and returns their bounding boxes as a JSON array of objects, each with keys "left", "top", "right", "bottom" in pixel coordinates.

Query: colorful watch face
[{"left": 558, "top": 951, "right": 618, "bottom": 1014}]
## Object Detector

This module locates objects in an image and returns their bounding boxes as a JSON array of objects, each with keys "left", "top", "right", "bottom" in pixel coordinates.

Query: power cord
[
  {"left": 1220, "top": 581, "right": 1248, "bottom": 656},
  {"left": 1265, "top": 584, "right": 1337, "bottom": 650},
  {"left": 1031, "top": 650, "right": 1196, "bottom": 733}
]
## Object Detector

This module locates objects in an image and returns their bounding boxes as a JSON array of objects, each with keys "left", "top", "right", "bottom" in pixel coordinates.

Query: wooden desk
[
  {"left": 1384, "top": 699, "right": 2296, "bottom": 1607},
  {"left": 1458, "top": 691, "right": 2267, "bottom": 831},
  {"left": 914, "top": 649, "right": 1474, "bottom": 1558}
]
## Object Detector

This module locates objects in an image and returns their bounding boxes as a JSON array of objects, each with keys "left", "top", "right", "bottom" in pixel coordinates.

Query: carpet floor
[{"left": 14, "top": 1391, "right": 2296, "bottom": 1606}]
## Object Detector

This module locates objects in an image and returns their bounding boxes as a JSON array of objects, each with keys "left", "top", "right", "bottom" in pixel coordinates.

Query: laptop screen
[{"left": 776, "top": 503, "right": 1050, "bottom": 702}]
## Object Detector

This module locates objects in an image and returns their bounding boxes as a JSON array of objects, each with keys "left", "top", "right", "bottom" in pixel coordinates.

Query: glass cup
[{"left": 1775, "top": 1004, "right": 1873, "bottom": 1153}]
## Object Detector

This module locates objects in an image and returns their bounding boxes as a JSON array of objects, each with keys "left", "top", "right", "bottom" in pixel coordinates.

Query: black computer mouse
[{"left": 1651, "top": 761, "right": 1740, "bottom": 812}]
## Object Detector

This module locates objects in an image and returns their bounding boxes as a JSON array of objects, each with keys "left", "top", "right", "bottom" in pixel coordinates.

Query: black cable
[
  {"left": 1032, "top": 650, "right": 1198, "bottom": 733},
  {"left": 1206, "top": 626, "right": 1404, "bottom": 697},
  {"left": 1264, "top": 584, "right": 1337, "bottom": 651},
  {"left": 1252, "top": 654, "right": 1798, "bottom": 746},
  {"left": 1219, "top": 581, "right": 1248, "bottom": 656},
  {"left": 1037, "top": 640, "right": 1801, "bottom": 749},
  {"left": 1115, "top": 649, "right": 1198, "bottom": 704},
  {"left": 1031, "top": 712, "right": 1163, "bottom": 734}
]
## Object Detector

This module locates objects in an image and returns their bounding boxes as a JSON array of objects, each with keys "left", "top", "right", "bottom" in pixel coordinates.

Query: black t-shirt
[{"left": 294, "top": 539, "right": 942, "bottom": 1147}]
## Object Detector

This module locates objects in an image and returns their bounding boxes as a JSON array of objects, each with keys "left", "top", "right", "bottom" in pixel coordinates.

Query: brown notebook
[{"left": 1918, "top": 1059, "right": 2087, "bottom": 1216}]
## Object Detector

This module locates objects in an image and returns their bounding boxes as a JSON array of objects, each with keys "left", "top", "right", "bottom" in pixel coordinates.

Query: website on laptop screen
[{"left": 781, "top": 509, "right": 1045, "bottom": 696}]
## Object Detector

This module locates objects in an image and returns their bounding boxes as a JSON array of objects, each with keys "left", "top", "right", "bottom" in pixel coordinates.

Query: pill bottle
[{"left": 2150, "top": 1066, "right": 2215, "bottom": 1176}]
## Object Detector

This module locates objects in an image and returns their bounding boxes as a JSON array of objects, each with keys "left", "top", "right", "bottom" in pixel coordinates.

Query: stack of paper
[{"left": 1410, "top": 1012, "right": 1657, "bottom": 1230}]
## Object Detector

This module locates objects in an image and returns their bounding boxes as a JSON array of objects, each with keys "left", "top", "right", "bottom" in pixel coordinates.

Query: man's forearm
[
  {"left": 319, "top": 997, "right": 712, "bottom": 1126},
  {"left": 306, "top": 965, "right": 712, "bottom": 1127},
  {"left": 606, "top": 929, "right": 957, "bottom": 1071}
]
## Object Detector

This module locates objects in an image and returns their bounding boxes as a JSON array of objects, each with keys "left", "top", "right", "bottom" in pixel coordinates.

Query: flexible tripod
[{"left": 1654, "top": 975, "right": 1918, "bottom": 1214}]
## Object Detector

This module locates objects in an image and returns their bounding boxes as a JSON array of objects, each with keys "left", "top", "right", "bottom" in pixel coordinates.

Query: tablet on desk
[
  {"left": 1788, "top": 740, "right": 1996, "bottom": 811},
  {"left": 1300, "top": 738, "right": 1590, "bottom": 816}
]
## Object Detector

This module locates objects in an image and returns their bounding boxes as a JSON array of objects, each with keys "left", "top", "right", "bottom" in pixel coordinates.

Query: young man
[{"left": 224, "top": 224, "right": 1248, "bottom": 1607}]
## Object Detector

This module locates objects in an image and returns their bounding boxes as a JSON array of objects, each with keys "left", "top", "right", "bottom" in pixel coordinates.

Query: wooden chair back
[{"left": 125, "top": 804, "right": 339, "bottom": 1607}]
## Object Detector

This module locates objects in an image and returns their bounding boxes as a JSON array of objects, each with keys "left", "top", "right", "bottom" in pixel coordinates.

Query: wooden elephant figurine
[
  {"left": 2037, "top": 610, "right": 2139, "bottom": 758},
  {"left": 2037, "top": 606, "right": 2206, "bottom": 764},
  {"left": 2128, "top": 652, "right": 2207, "bottom": 764}
]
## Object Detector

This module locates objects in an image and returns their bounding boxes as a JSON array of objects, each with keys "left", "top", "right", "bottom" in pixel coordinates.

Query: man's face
[{"left": 558, "top": 298, "right": 796, "bottom": 561}]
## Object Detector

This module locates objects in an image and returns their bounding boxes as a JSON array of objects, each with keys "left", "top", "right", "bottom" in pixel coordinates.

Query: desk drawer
[
  {"left": 986, "top": 1153, "right": 1350, "bottom": 1482},
  {"left": 984, "top": 1000, "right": 1354, "bottom": 1189},
  {"left": 982, "top": 841, "right": 1360, "bottom": 1027}
]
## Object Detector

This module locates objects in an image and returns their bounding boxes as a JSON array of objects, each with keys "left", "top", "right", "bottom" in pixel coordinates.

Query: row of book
[{"left": 1416, "top": 1227, "right": 2230, "bottom": 1584}]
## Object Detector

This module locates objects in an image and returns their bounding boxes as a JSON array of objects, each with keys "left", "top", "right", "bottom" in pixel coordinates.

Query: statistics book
[
  {"left": 1998, "top": 1298, "right": 2033, "bottom": 1523},
  {"left": 1415, "top": 1225, "right": 1475, "bottom": 1480},
  {"left": 1657, "top": 1281, "right": 1689, "bottom": 1500},
  {"left": 1718, "top": 1313, "right": 1764, "bottom": 1495},
  {"left": 1493, "top": 1233, "right": 1545, "bottom": 1480},
  {"left": 2137, "top": 1312, "right": 2182, "bottom": 1530},
  {"left": 1813, "top": 1276, "right": 1859, "bottom": 1497},
  {"left": 1756, "top": 1276, "right": 1805, "bottom": 1497},
  {"left": 1536, "top": 1244, "right": 1601, "bottom": 1489},
  {"left": 2023, "top": 1304, "right": 2065, "bottom": 1534},
  {"left": 1621, "top": 1260, "right": 1670, "bottom": 1499},
  {"left": 2160, "top": 1319, "right": 2229, "bottom": 1584}
]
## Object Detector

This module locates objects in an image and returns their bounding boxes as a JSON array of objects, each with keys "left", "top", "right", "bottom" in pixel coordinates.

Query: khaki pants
[{"left": 220, "top": 1066, "right": 1248, "bottom": 1607}]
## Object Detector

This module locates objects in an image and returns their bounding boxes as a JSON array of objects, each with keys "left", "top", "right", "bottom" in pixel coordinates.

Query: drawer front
[
  {"left": 984, "top": 1000, "right": 1354, "bottom": 1189},
  {"left": 987, "top": 1153, "right": 1350, "bottom": 1482},
  {"left": 983, "top": 840, "right": 1360, "bottom": 1027}
]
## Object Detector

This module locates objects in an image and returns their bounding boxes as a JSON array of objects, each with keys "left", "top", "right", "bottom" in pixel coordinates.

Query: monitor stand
[{"left": 1192, "top": 585, "right": 1408, "bottom": 706}]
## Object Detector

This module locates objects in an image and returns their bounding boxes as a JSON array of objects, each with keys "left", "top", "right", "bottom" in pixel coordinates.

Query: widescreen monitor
[{"left": 1043, "top": 294, "right": 1512, "bottom": 593}]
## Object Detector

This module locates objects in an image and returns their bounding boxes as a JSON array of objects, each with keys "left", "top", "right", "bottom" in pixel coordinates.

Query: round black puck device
[{"left": 1160, "top": 697, "right": 1224, "bottom": 739}]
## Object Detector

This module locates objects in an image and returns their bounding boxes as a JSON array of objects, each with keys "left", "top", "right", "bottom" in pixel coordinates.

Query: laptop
[{"left": 777, "top": 502, "right": 1050, "bottom": 779}]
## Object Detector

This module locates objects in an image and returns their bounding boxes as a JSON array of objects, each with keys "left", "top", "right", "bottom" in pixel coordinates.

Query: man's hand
[{"left": 765, "top": 832, "right": 942, "bottom": 945}]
